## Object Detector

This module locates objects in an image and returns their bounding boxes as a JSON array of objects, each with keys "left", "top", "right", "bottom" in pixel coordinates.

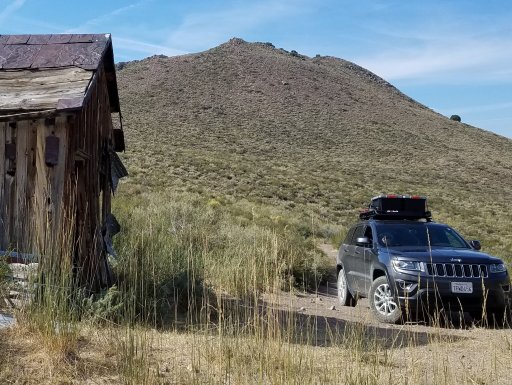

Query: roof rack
[{"left": 359, "top": 194, "right": 432, "bottom": 221}]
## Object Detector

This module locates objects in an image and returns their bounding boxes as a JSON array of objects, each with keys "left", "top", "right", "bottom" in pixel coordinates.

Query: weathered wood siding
[
  {"left": 0, "top": 68, "right": 93, "bottom": 112},
  {"left": 0, "top": 116, "right": 70, "bottom": 255},
  {"left": 70, "top": 65, "right": 113, "bottom": 289},
  {"left": 0, "top": 64, "right": 114, "bottom": 290}
]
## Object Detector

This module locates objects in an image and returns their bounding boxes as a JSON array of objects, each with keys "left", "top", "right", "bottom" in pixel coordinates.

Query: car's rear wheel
[
  {"left": 369, "top": 276, "right": 403, "bottom": 324},
  {"left": 337, "top": 268, "right": 357, "bottom": 307}
]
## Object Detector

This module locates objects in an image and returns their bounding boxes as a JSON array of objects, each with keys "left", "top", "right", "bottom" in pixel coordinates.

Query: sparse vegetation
[
  {"left": 1, "top": 38, "right": 512, "bottom": 384},
  {"left": 111, "top": 193, "right": 330, "bottom": 324},
  {"left": 116, "top": 38, "right": 512, "bottom": 262}
]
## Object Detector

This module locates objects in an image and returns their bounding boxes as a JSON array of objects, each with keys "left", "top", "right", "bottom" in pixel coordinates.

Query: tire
[
  {"left": 369, "top": 276, "right": 403, "bottom": 324},
  {"left": 337, "top": 268, "right": 357, "bottom": 307}
]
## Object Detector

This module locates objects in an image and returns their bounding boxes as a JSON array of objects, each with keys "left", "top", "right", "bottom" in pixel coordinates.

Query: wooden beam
[
  {"left": 0, "top": 122, "right": 5, "bottom": 248},
  {"left": 34, "top": 118, "right": 50, "bottom": 254},
  {"left": 4, "top": 123, "right": 15, "bottom": 247},
  {"left": 15, "top": 120, "right": 29, "bottom": 249},
  {"left": 0, "top": 110, "right": 55, "bottom": 122},
  {"left": 50, "top": 115, "right": 68, "bottom": 238}
]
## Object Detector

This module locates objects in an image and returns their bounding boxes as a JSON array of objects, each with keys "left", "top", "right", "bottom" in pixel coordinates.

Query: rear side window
[
  {"left": 344, "top": 226, "right": 356, "bottom": 245},
  {"left": 350, "top": 225, "right": 365, "bottom": 245}
]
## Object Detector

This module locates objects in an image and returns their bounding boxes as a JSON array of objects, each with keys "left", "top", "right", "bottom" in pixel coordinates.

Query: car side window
[
  {"left": 344, "top": 226, "right": 356, "bottom": 245},
  {"left": 351, "top": 225, "right": 365, "bottom": 245},
  {"left": 363, "top": 226, "right": 373, "bottom": 245}
]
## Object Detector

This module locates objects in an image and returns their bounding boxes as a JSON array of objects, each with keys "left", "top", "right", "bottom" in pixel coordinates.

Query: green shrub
[
  {"left": 0, "top": 259, "right": 9, "bottom": 282},
  {"left": 81, "top": 285, "right": 124, "bottom": 322},
  {"left": 0, "top": 259, "right": 10, "bottom": 305}
]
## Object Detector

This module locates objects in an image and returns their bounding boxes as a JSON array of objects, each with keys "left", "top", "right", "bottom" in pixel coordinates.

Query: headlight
[
  {"left": 490, "top": 263, "right": 507, "bottom": 274},
  {"left": 392, "top": 259, "right": 423, "bottom": 272}
]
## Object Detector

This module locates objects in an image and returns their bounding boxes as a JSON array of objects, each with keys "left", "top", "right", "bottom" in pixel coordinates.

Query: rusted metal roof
[{"left": 0, "top": 34, "right": 120, "bottom": 114}]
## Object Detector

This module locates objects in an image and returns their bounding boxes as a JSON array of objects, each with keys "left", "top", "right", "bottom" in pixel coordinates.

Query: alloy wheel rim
[{"left": 373, "top": 283, "right": 398, "bottom": 316}]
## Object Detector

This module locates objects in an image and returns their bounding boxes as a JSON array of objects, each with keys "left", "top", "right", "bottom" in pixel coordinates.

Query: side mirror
[
  {"left": 356, "top": 237, "right": 371, "bottom": 247},
  {"left": 470, "top": 240, "right": 481, "bottom": 251}
]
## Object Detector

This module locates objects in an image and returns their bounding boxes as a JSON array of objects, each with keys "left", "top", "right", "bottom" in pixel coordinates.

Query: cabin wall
[
  {"left": 0, "top": 114, "right": 71, "bottom": 258},
  {"left": 69, "top": 64, "right": 114, "bottom": 289},
  {"left": 0, "top": 64, "right": 115, "bottom": 290}
]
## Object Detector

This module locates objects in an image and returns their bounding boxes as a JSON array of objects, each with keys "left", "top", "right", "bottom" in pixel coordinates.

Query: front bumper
[{"left": 391, "top": 272, "right": 511, "bottom": 313}]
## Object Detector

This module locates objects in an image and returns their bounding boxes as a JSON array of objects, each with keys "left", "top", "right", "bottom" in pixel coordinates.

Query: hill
[{"left": 116, "top": 37, "right": 512, "bottom": 258}]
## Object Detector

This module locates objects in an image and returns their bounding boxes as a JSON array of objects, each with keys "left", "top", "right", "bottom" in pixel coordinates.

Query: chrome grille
[{"left": 425, "top": 263, "right": 488, "bottom": 278}]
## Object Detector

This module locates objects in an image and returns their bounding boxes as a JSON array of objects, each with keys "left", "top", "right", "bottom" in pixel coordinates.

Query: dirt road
[{"left": 265, "top": 243, "right": 511, "bottom": 348}]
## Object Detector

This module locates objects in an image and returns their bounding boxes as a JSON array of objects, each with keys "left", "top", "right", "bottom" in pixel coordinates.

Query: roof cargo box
[{"left": 360, "top": 195, "right": 431, "bottom": 220}]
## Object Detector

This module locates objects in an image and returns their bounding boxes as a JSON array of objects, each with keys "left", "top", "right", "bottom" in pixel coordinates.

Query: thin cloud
[
  {"left": 65, "top": 0, "right": 154, "bottom": 33},
  {"left": 167, "top": 0, "right": 310, "bottom": 49},
  {"left": 350, "top": 3, "right": 512, "bottom": 84},
  {"left": 0, "top": 0, "right": 26, "bottom": 23},
  {"left": 114, "top": 37, "right": 187, "bottom": 58},
  {"left": 356, "top": 35, "right": 512, "bottom": 84}
]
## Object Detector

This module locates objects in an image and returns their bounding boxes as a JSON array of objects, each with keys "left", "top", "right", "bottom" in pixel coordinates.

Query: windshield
[{"left": 375, "top": 223, "right": 469, "bottom": 248}]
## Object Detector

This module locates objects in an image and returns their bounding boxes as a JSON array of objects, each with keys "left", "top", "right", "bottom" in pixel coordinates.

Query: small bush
[
  {"left": 116, "top": 61, "right": 128, "bottom": 71},
  {"left": 290, "top": 50, "right": 305, "bottom": 59},
  {"left": 450, "top": 114, "right": 461, "bottom": 122},
  {"left": 0, "top": 259, "right": 9, "bottom": 282},
  {"left": 0, "top": 259, "right": 10, "bottom": 306},
  {"left": 81, "top": 285, "right": 124, "bottom": 322}
]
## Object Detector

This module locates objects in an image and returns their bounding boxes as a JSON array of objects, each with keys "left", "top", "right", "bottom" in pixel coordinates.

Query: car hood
[{"left": 382, "top": 247, "right": 502, "bottom": 264}]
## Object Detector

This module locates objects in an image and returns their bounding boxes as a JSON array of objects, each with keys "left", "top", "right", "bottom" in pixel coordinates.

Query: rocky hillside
[{"left": 116, "top": 38, "right": 512, "bottom": 256}]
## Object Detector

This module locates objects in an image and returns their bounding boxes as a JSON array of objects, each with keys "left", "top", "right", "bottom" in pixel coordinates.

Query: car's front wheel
[
  {"left": 337, "top": 268, "right": 357, "bottom": 307},
  {"left": 369, "top": 276, "right": 403, "bottom": 324}
]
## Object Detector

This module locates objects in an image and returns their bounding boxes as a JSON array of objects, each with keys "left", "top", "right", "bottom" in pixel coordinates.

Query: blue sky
[{"left": 1, "top": 0, "right": 511, "bottom": 138}]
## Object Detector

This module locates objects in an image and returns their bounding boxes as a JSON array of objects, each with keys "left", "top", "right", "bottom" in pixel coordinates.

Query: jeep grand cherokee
[{"left": 336, "top": 195, "right": 510, "bottom": 324}]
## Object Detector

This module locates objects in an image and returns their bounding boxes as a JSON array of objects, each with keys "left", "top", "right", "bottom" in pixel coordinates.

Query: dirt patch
[{"left": 262, "top": 243, "right": 509, "bottom": 346}]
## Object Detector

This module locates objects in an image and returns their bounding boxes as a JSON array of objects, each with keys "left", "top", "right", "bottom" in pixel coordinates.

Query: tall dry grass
[
  {"left": 111, "top": 193, "right": 330, "bottom": 324},
  {"left": 2, "top": 192, "right": 511, "bottom": 385}
]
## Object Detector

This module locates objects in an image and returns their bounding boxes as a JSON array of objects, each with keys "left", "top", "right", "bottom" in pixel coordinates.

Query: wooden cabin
[{"left": 0, "top": 34, "right": 126, "bottom": 290}]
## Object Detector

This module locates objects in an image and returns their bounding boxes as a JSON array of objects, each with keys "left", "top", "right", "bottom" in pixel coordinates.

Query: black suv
[{"left": 336, "top": 195, "right": 511, "bottom": 324}]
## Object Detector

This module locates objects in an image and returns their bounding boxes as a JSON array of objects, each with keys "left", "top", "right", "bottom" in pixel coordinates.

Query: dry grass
[
  {"left": 2, "top": 293, "right": 512, "bottom": 385},
  {"left": 1, "top": 199, "right": 510, "bottom": 384}
]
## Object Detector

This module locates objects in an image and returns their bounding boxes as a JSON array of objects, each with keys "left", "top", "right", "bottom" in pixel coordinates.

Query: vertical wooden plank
[
  {"left": 76, "top": 107, "right": 90, "bottom": 287},
  {"left": 93, "top": 76, "right": 103, "bottom": 289},
  {"left": 0, "top": 122, "right": 6, "bottom": 249},
  {"left": 4, "top": 122, "right": 16, "bottom": 249},
  {"left": 51, "top": 115, "right": 68, "bottom": 242},
  {"left": 26, "top": 119, "right": 38, "bottom": 252},
  {"left": 63, "top": 114, "right": 77, "bottom": 273},
  {"left": 4, "top": 177, "right": 14, "bottom": 249},
  {"left": 15, "top": 120, "right": 29, "bottom": 250},
  {"left": 102, "top": 67, "right": 115, "bottom": 289},
  {"left": 87, "top": 84, "right": 97, "bottom": 288},
  {"left": 34, "top": 118, "right": 51, "bottom": 255}
]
